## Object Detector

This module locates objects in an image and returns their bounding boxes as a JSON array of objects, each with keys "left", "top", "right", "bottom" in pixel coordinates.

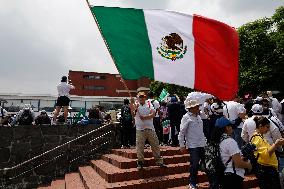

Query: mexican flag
[{"left": 90, "top": 6, "right": 239, "bottom": 100}]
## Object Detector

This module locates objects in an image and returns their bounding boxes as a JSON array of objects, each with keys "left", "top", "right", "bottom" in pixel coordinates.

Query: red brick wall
[{"left": 69, "top": 71, "right": 150, "bottom": 97}]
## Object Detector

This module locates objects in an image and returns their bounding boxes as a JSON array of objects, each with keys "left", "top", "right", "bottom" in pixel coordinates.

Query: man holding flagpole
[{"left": 130, "top": 91, "right": 166, "bottom": 170}]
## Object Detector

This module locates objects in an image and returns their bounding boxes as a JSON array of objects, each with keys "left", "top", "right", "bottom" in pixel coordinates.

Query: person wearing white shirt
[
  {"left": 267, "top": 91, "right": 282, "bottom": 119},
  {"left": 53, "top": 76, "right": 75, "bottom": 123},
  {"left": 131, "top": 91, "right": 165, "bottom": 170},
  {"left": 0, "top": 106, "right": 8, "bottom": 125},
  {"left": 241, "top": 104, "right": 281, "bottom": 145},
  {"left": 223, "top": 100, "right": 246, "bottom": 148},
  {"left": 261, "top": 98, "right": 278, "bottom": 118},
  {"left": 178, "top": 100, "right": 206, "bottom": 189},
  {"left": 147, "top": 91, "right": 162, "bottom": 143},
  {"left": 212, "top": 117, "right": 252, "bottom": 189}
]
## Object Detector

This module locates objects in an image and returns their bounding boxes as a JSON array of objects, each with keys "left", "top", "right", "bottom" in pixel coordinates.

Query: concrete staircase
[{"left": 38, "top": 146, "right": 259, "bottom": 189}]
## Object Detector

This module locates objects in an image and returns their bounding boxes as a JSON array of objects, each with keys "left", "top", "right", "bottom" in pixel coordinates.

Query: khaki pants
[{"left": 136, "top": 129, "right": 163, "bottom": 164}]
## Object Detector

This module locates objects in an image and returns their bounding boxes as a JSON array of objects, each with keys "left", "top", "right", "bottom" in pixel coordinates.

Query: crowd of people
[
  {"left": 0, "top": 103, "right": 108, "bottom": 127},
  {"left": 1, "top": 75, "right": 284, "bottom": 189},
  {"left": 0, "top": 76, "right": 109, "bottom": 127},
  {"left": 119, "top": 90, "right": 284, "bottom": 189}
]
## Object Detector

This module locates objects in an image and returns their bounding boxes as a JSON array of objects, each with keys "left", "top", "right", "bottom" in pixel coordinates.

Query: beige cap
[{"left": 137, "top": 91, "right": 147, "bottom": 97}]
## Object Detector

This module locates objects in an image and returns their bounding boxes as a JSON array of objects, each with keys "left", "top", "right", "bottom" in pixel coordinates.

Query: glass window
[
  {"left": 83, "top": 75, "right": 106, "bottom": 80},
  {"left": 83, "top": 86, "right": 105, "bottom": 90}
]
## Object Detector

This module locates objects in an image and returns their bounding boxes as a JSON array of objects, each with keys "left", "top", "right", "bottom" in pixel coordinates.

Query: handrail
[
  {"left": 8, "top": 140, "right": 111, "bottom": 180},
  {"left": 0, "top": 123, "right": 114, "bottom": 172}
]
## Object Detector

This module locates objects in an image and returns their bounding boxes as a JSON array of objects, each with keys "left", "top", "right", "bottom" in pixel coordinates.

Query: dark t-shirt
[
  {"left": 167, "top": 102, "right": 182, "bottom": 125},
  {"left": 35, "top": 114, "right": 51, "bottom": 125}
]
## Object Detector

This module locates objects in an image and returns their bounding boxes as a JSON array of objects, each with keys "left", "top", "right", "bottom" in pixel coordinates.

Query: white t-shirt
[
  {"left": 147, "top": 99, "right": 160, "bottom": 117},
  {"left": 0, "top": 107, "right": 7, "bottom": 117},
  {"left": 57, "top": 82, "right": 74, "bottom": 97},
  {"left": 220, "top": 137, "right": 245, "bottom": 178},
  {"left": 223, "top": 101, "right": 246, "bottom": 128},
  {"left": 270, "top": 97, "right": 282, "bottom": 114},
  {"left": 0, "top": 107, "right": 8, "bottom": 123},
  {"left": 203, "top": 102, "right": 213, "bottom": 116},
  {"left": 134, "top": 102, "right": 155, "bottom": 130}
]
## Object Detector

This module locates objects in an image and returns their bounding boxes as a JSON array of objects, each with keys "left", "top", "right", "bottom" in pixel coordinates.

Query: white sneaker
[{"left": 188, "top": 184, "right": 197, "bottom": 189}]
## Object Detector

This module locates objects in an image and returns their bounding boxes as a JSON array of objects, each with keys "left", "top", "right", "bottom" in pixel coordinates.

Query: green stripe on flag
[{"left": 91, "top": 6, "right": 154, "bottom": 80}]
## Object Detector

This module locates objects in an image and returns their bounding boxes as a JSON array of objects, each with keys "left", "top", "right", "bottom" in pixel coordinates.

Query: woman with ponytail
[{"left": 251, "top": 116, "right": 284, "bottom": 189}]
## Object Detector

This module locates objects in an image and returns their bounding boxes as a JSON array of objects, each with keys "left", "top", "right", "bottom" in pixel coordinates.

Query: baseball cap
[
  {"left": 215, "top": 117, "right": 233, "bottom": 128},
  {"left": 251, "top": 104, "right": 263, "bottom": 114}
]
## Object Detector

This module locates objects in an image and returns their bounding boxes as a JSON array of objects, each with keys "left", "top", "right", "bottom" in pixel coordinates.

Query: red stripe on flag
[{"left": 193, "top": 15, "right": 239, "bottom": 100}]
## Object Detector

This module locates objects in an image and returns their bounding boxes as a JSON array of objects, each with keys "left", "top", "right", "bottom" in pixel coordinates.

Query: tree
[
  {"left": 149, "top": 81, "right": 193, "bottom": 99},
  {"left": 238, "top": 6, "right": 284, "bottom": 96}
]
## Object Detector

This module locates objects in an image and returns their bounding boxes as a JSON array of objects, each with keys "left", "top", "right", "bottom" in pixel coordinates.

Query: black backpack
[
  {"left": 122, "top": 105, "right": 132, "bottom": 123},
  {"left": 204, "top": 135, "right": 232, "bottom": 179},
  {"left": 19, "top": 109, "right": 33, "bottom": 125}
]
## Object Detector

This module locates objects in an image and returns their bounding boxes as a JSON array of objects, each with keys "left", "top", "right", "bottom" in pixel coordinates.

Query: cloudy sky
[{"left": 0, "top": 0, "right": 282, "bottom": 95}]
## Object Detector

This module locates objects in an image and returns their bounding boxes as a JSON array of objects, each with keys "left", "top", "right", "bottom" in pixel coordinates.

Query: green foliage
[
  {"left": 150, "top": 81, "right": 193, "bottom": 98},
  {"left": 238, "top": 6, "right": 284, "bottom": 96}
]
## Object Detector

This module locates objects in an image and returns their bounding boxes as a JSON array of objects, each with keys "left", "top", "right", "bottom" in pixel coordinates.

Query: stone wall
[{"left": 0, "top": 123, "right": 121, "bottom": 189}]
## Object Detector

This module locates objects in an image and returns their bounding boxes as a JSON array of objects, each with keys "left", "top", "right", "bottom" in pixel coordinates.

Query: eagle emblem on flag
[{"left": 156, "top": 33, "right": 187, "bottom": 61}]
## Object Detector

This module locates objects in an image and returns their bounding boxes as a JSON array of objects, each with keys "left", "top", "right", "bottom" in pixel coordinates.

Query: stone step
[
  {"left": 91, "top": 159, "right": 190, "bottom": 183},
  {"left": 50, "top": 179, "right": 65, "bottom": 189},
  {"left": 79, "top": 166, "right": 208, "bottom": 189},
  {"left": 65, "top": 172, "right": 85, "bottom": 189},
  {"left": 79, "top": 166, "right": 107, "bottom": 189},
  {"left": 168, "top": 182, "right": 210, "bottom": 189},
  {"left": 102, "top": 153, "right": 190, "bottom": 169},
  {"left": 112, "top": 146, "right": 184, "bottom": 159},
  {"left": 168, "top": 175, "right": 259, "bottom": 189}
]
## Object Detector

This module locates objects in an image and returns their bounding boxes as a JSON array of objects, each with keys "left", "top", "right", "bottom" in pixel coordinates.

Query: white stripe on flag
[{"left": 144, "top": 10, "right": 195, "bottom": 88}]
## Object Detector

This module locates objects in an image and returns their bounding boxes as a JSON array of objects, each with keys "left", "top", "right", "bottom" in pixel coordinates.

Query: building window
[
  {"left": 83, "top": 86, "right": 105, "bottom": 90},
  {"left": 83, "top": 75, "right": 106, "bottom": 80}
]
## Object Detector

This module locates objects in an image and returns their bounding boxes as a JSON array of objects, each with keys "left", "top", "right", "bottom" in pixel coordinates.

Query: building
[{"left": 68, "top": 70, "right": 151, "bottom": 97}]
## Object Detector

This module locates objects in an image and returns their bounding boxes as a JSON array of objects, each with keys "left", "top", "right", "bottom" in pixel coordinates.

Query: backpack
[
  {"left": 204, "top": 134, "right": 232, "bottom": 179},
  {"left": 122, "top": 105, "right": 132, "bottom": 123},
  {"left": 268, "top": 115, "right": 284, "bottom": 132},
  {"left": 242, "top": 134, "right": 261, "bottom": 172},
  {"left": 19, "top": 109, "right": 33, "bottom": 125}
]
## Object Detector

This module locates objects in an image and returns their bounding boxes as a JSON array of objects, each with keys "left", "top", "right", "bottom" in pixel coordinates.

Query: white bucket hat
[{"left": 185, "top": 100, "right": 199, "bottom": 109}]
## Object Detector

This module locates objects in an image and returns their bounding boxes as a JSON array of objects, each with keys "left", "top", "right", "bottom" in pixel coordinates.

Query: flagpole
[{"left": 85, "top": 0, "right": 133, "bottom": 98}]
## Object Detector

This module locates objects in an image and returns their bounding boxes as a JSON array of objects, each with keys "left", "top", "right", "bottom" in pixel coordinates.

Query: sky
[{"left": 0, "top": 0, "right": 282, "bottom": 95}]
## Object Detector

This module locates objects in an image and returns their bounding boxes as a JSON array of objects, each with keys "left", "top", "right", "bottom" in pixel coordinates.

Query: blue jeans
[
  {"left": 189, "top": 147, "right": 205, "bottom": 186},
  {"left": 278, "top": 157, "right": 284, "bottom": 172}
]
